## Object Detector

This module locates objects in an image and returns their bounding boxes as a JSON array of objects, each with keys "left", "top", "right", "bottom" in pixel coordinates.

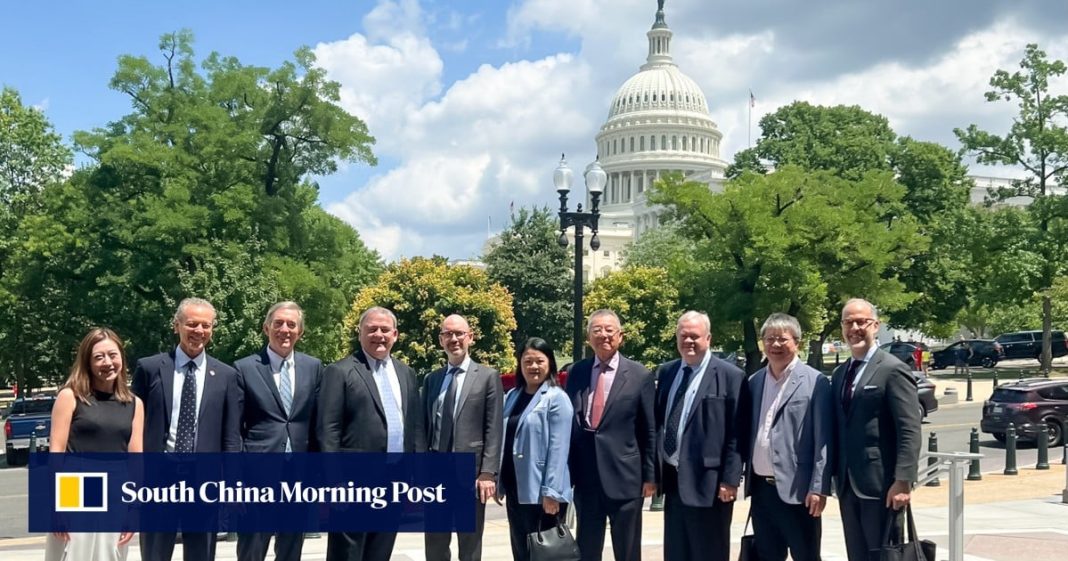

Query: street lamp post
[{"left": 555, "top": 154, "right": 607, "bottom": 365}]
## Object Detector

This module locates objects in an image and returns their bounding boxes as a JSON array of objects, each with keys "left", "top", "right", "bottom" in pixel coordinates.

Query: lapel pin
[{"left": 210, "top": 370, "right": 216, "bottom": 377}]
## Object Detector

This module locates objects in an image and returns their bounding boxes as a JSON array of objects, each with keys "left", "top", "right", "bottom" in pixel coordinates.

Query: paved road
[{"left": 0, "top": 468, "right": 27, "bottom": 539}]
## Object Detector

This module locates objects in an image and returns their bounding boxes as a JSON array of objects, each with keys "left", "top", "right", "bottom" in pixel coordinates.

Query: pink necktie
[{"left": 590, "top": 362, "right": 609, "bottom": 428}]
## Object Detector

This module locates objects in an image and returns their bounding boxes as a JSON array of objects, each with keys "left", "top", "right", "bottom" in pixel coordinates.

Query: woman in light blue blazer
[{"left": 498, "top": 337, "right": 574, "bottom": 561}]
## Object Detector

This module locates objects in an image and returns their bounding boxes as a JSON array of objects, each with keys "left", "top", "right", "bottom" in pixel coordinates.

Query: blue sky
[{"left": 3, "top": 0, "right": 1067, "bottom": 260}]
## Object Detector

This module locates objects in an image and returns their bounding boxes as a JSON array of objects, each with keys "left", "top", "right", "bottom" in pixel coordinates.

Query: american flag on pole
[{"left": 749, "top": 90, "right": 756, "bottom": 108}]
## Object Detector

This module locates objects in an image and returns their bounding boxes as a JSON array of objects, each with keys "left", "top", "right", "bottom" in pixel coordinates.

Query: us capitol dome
[{"left": 578, "top": 1, "right": 728, "bottom": 281}]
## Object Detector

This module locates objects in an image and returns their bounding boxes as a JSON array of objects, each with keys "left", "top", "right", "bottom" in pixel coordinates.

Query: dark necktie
[
  {"left": 663, "top": 365, "right": 694, "bottom": 457},
  {"left": 437, "top": 366, "right": 459, "bottom": 452},
  {"left": 175, "top": 360, "right": 198, "bottom": 453},
  {"left": 841, "top": 358, "right": 864, "bottom": 411}
]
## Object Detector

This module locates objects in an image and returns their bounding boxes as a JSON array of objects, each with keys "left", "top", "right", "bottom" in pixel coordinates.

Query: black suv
[
  {"left": 930, "top": 339, "right": 1003, "bottom": 369},
  {"left": 994, "top": 330, "right": 1068, "bottom": 361},
  {"left": 981, "top": 379, "right": 1068, "bottom": 446},
  {"left": 878, "top": 341, "right": 927, "bottom": 369}
]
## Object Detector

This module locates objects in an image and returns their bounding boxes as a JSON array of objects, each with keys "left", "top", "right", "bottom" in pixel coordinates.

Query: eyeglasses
[
  {"left": 841, "top": 318, "right": 877, "bottom": 329},
  {"left": 762, "top": 336, "right": 794, "bottom": 346},
  {"left": 590, "top": 327, "right": 619, "bottom": 336},
  {"left": 439, "top": 330, "right": 469, "bottom": 340},
  {"left": 182, "top": 321, "right": 215, "bottom": 330}
]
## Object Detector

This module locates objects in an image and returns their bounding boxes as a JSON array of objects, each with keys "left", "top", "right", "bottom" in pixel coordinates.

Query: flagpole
[{"left": 748, "top": 90, "right": 753, "bottom": 149}]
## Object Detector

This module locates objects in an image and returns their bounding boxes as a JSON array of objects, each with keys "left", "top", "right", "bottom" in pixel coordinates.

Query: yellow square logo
[{"left": 55, "top": 473, "right": 108, "bottom": 512}]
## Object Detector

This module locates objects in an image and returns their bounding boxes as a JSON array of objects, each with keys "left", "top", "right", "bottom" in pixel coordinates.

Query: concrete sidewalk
[{"left": 2, "top": 464, "right": 1064, "bottom": 560}]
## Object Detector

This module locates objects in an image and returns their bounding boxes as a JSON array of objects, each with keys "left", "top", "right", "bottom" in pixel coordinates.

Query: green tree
[
  {"left": 1, "top": 31, "right": 381, "bottom": 384},
  {"left": 584, "top": 266, "right": 681, "bottom": 367},
  {"left": 0, "top": 87, "right": 73, "bottom": 391},
  {"left": 650, "top": 166, "right": 927, "bottom": 372},
  {"left": 484, "top": 206, "right": 571, "bottom": 350},
  {"left": 344, "top": 257, "right": 516, "bottom": 375},
  {"left": 955, "top": 43, "right": 1068, "bottom": 371}
]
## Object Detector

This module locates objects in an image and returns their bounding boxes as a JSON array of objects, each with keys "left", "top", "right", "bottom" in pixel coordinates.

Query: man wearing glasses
[
  {"left": 832, "top": 298, "right": 921, "bottom": 561},
  {"left": 742, "top": 313, "right": 832, "bottom": 561},
  {"left": 422, "top": 314, "right": 504, "bottom": 561}
]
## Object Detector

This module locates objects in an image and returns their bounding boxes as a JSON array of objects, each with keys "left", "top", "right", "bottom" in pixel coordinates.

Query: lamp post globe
[{"left": 556, "top": 154, "right": 602, "bottom": 364}]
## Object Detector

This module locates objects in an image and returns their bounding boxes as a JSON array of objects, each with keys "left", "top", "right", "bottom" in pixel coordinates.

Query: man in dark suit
[
  {"left": 654, "top": 311, "right": 744, "bottom": 561},
  {"left": 565, "top": 309, "right": 656, "bottom": 561},
  {"left": 233, "top": 301, "right": 324, "bottom": 561},
  {"left": 743, "top": 313, "right": 832, "bottom": 561},
  {"left": 832, "top": 298, "right": 921, "bottom": 561},
  {"left": 132, "top": 297, "right": 243, "bottom": 561},
  {"left": 422, "top": 314, "right": 503, "bottom": 561},
  {"left": 318, "top": 306, "right": 427, "bottom": 561}
]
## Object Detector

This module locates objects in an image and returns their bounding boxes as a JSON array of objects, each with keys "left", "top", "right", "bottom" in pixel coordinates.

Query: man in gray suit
[
  {"left": 743, "top": 313, "right": 832, "bottom": 561},
  {"left": 423, "top": 314, "right": 504, "bottom": 561},
  {"left": 234, "top": 301, "right": 323, "bottom": 561},
  {"left": 832, "top": 298, "right": 921, "bottom": 561}
]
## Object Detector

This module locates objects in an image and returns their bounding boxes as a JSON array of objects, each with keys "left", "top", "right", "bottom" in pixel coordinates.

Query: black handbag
[
  {"left": 527, "top": 513, "right": 581, "bottom": 561},
  {"left": 738, "top": 511, "right": 759, "bottom": 561},
  {"left": 872, "top": 505, "right": 936, "bottom": 561}
]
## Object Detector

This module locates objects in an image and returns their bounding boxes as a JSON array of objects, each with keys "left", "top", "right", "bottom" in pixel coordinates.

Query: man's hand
[
  {"left": 476, "top": 473, "right": 496, "bottom": 504},
  {"left": 885, "top": 480, "right": 911, "bottom": 510},
  {"left": 542, "top": 496, "right": 560, "bottom": 515},
  {"left": 118, "top": 532, "right": 135, "bottom": 546},
  {"left": 717, "top": 483, "right": 737, "bottom": 503},
  {"left": 642, "top": 482, "right": 657, "bottom": 498},
  {"left": 804, "top": 493, "right": 826, "bottom": 517}
]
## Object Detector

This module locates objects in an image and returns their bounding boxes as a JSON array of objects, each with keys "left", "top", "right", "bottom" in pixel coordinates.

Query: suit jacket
[
  {"left": 234, "top": 348, "right": 323, "bottom": 453},
  {"left": 831, "top": 348, "right": 922, "bottom": 498},
  {"left": 742, "top": 361, "right": 833, "bottom": 504},
  {"left": 131, "top": 350, "right": 242, "bottom": 453},
  {"left": 317, "top": 348, "right": 426, "bottom": 453},
  {"left": 654, "top": 355, "right": 745, "bottom": 508},
  {"left": 421, "top": 359, "right": 504, "bottom": 475},
  {"left": 565, "top": 354, "right": 656, "bottom": 500},
  {"left": 498, "top": 383, "right": 573, "bottom": 505}
]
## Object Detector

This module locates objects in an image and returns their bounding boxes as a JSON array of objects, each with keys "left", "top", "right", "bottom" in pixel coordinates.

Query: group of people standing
[{"left": 45, "top": 295, "right": 921, "bottom": 561}]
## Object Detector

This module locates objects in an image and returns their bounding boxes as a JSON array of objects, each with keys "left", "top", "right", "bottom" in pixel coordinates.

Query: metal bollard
[
  {"left": 926, "top": 432, "right": 940, "bottom": 486},
  {"left": 1036, "top": 424, "right": 1050, "bottom": 470},
  {"left": 992, "top": 368, "right": 999, "bottom": 389},
  {"left": 650, "top": 491, "right": 664, "bottom": 512},
  {"left": 1004, "top": 423, "right": 1019, "bottom": 475},
  {"left": 29, "top": 431, "right": 37, "bottom": 454},
  {"left": 1018, "top": 369, "right": 1025, "bottom": 381},
  {"left": 1062, "top": 440, "right": 1067, "bottom": 465},
  {"left": 967, "top": 428, "right": 983, "bottom": 481},
  {"left": 966, "top": 372, "right": 974, "bottom": 402}
]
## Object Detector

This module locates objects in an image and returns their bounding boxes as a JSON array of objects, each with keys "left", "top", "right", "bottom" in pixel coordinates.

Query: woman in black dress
[{"left": 46, "top": 327, "right": 144, "bottom": 561}]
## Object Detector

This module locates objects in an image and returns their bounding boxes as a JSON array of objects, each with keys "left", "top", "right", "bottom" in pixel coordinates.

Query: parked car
[
  {"left": 3, "top": 395, "right": 55, "bottom": 466},
  {"left": 929, "top": 339, "right": 1004, "bottom": 369},
  {"left": 913, "top": 371, "right": 938, "bottom": 418},
  {"left": 981, "top": 378, "right": 1068, "bottom": 447},
  {"left": 993, "top": 330, "right": 1068, "bottom": 361},
  {"left": 879, "top": 341, "right": 929, "bottom": 369},
  {"left": 500, "top": 371, "right": 569, "bottom": 392}
]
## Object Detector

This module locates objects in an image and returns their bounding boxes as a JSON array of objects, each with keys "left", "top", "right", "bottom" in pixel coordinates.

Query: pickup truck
[{"left": 3, "top": 396, "right": 55, "bottom": 466}]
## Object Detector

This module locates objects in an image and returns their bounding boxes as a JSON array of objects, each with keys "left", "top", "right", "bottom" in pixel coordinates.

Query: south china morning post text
[{"left": 29, "top": 452, "right": 476, "bottom": 534}]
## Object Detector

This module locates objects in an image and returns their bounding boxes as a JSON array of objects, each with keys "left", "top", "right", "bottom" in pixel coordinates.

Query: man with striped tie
[
  {"left": 318, "top": 306, "right": 427, "bottom": 561},
  {"left": 233, "top": 301, "right": 324, "bottom": 561}
]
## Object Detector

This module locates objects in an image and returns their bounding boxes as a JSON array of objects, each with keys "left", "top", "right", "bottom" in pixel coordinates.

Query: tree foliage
[
  {"left": 0, "top": 32, "right": 381, "bottom": 389},
  {"left": 483, "top": 206, "right": 572, "bottom": 351},
  {"left": 955, "top": 43, "right": 1068, "bottom": 371},
  {"left": 584, "top": 266, "right": 681, "bottom": 367},
  {"left": 649, "top": 166, "right": 927, "bottom": 371},
  {"left": 345, "top": 257, "right": 516, "bottom": 375}
]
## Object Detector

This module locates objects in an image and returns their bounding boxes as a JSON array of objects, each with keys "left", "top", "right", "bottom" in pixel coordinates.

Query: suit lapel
[
  {"left": 256, "top": 349, "right": 286, "bottom": 415},
  {"left": 291, "top": 354, "right": 315, "bottom": 419},
  {"left": 599, "top": 360, "right": 630, "bottom": 422},
  {"left": 772, "top": 369, "right": 804, "bottom": 424},
  {"left": 354, "top": 352, "right": 386, "bottom": 420},
  {"left": 517, "top": 383, "right": 547, "bottom": 431},
  {"left": 393, "top": 358, "right": 410, "bottom": 416},
  {"left": 854, "top": 351, "right": 884, "bottom": 397},
  {"left": 198, "top": 357, "right": 220, "bottom": 422},
  {"left": 683, "top": 360, "right": 717, "bottom": 430},
  {"left": 454, "top": 362, "right": 479, "bottom": 418},
  {"left": 750, "top": 370, "right": 766, "bottom": 438},
  {"left": 161, "top": 352, "right": 176, "bottom": 428}
]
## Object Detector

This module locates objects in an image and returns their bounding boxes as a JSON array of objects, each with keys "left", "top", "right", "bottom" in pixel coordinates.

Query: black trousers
[
  {"left": 325, "top": 531, "right": 397, "bottom": 561},
  {"left": 661, "top": 465, "right": 733, "bottom": 561},
  {"left": 140, "top": 532, "right": 216, "bottom": 561},
  {"left": 236, "top": 532, "right": 304, "bottom": 561},
  {"left": 425, "top": 499, "right": 487, "bottom": 561},
  {"left": 504, "top": 480, "right": 569, "bottom": 561},
  {"left": 573, "top": 485, "right": 643, "bottom": 561},
  {"left": 750, "top": 476, "right": 821, "bottom": 561},
  {"left": 839, "top": 483, "right": 901, "bottom": 561}
]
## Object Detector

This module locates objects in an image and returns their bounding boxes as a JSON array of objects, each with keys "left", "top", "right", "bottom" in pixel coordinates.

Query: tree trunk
[
  {"left": 743, "top": 319, "right": 762, "bottom": 374},
  {"left": 807, "top": 338, "right": 823, "bottom": 369}
]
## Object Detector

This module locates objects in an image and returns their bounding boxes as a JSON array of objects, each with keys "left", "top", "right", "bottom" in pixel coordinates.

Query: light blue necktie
[
  {"left": 279, "top": 358, "right": 293, "bottom": 452},
  {"left": 375, "top": 359, "right": 404, "bottom": 453}
]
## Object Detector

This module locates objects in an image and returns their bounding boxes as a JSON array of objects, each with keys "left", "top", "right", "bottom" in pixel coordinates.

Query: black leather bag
[
  {"left": 738, "top": 511, "right": 759, "bottom": 561},
  {"left": 873, "top": 505, "right": 936, "bottom": 561},
  {"left": 527, "top": 514, "right": 580, "bottom": 561}
]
